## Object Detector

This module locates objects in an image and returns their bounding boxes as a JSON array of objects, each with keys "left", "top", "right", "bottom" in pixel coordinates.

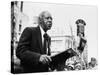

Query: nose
[{"left": 48, "top": 18, "right": 52, "bottom": 22}]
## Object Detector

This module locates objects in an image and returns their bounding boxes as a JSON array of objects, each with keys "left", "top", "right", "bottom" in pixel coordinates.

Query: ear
[{"left": 39, "top": 17, "right": 44, "bottom": 24}]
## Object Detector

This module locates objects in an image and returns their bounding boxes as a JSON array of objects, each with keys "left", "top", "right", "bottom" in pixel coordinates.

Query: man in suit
[{"left": 16, "top": 11, "right": 52, "bottom": 73}]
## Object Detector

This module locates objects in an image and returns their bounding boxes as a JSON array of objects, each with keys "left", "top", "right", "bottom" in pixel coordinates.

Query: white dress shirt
[
  {"left": 39, "top": 26, "right": 49, "bottom": 54},
  {"left": 39, "top": 26, "right": 45, "bottom": 44}
]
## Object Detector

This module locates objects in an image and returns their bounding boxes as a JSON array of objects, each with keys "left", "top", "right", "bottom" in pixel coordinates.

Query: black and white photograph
[{"left": 11, "top": 1, "right": 98, "bottom": 74}]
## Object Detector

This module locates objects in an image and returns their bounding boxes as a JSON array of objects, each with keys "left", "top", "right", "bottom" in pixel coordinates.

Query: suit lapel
[{"left": 36, "top": 26, "right": 43, "bottom": 54}]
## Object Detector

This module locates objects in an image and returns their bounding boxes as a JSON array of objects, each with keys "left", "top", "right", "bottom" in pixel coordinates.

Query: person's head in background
[
  {"left": 76, "top": 19, "right": 86, "bottom": 37},
  {"left": 90, "top": 57, "right": 97, "bottom": 67},
  {"left": 67, "top": 64, "right": 74, "bottom": 71},
  {"left": 74, "top": 63, "right": 82, "bottom": 70},
  {"left": 38, "top": 11, "right": 53, "bottom": 32}
]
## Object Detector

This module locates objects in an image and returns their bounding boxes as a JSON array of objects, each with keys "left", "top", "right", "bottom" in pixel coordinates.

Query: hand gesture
[{"left": 39, "top": 55, "right": 52, "bottom": 64}]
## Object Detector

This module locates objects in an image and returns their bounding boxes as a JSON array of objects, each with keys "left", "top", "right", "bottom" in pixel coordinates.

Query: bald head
[
  {"left": 38, "top": 11, "right": 52, "bottom": 32},
  {"left": 39, "top": 11, "right": 52, "bottom": 19}
]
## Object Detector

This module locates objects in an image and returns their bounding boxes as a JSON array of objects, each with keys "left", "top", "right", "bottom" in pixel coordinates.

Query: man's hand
[{"left": 39, "top": 55, "right": 52, "bottom": 64}]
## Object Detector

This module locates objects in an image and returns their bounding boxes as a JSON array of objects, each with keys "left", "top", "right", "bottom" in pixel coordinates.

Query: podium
[{"left": 49, "top": 48, "right": 77, "bottom": 70}]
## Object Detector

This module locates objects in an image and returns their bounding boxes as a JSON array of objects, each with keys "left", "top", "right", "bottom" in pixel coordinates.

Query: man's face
[
  {"left": 91, "top": 59, "right": 96, "bottom": 66},
  {"left": 78, "top": 23, "right": 84, "bottom": 33},
  {"left": 41, "top": 12, "right": 52, "bottom": 31}
]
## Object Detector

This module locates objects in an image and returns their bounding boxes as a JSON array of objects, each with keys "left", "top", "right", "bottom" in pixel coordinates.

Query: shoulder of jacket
[{"left": 24, "top": 27, "right": 38, "bottom": 31}]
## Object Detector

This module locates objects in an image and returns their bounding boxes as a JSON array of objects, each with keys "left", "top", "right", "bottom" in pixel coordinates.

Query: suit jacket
[{"left": 16, "top": 26, "right": 51, "bottom": 73}]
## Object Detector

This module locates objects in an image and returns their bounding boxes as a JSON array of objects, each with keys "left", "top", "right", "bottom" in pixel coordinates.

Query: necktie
[{"left": 43, "top": 33, "right": 51, "bottom": 55}]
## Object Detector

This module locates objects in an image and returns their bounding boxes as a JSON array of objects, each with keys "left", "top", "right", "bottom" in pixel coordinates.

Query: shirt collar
[{"left": 39, "top": 25, "right": 45, "bottom": 36}]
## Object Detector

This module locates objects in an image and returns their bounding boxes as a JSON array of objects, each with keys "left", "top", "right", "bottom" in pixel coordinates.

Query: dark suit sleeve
[{"left": 16, "top": 27, "right": 41, "bottom": 65}]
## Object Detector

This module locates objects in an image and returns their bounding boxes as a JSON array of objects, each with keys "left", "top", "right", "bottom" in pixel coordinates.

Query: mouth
[{"left": 47, "top": 22, "right": 52, "bottom": 25}]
